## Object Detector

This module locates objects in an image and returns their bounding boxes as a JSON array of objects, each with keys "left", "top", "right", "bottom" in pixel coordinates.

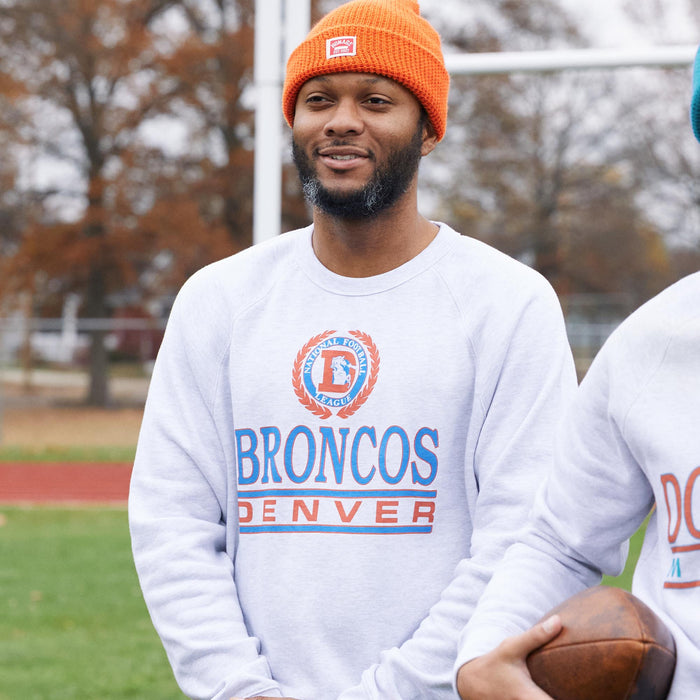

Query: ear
[{"left": 421, "top": 120, "right": 438, "bottom": 156}]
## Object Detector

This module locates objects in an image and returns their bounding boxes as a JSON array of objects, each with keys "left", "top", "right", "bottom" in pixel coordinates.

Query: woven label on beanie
[{"left": 326, "top": 36, "right": 357, "bottom": 59}]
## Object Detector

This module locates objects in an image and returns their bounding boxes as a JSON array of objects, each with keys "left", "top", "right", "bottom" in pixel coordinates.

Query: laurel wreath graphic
[
  {"left": 337, "top": 330, "right": 380, "bottom": 418},
  {"left": 292, "top": 329, "right": 380, "bottom": 420},
  {"left": 292, "top": 330, "right": 336, "bottom": 419}
]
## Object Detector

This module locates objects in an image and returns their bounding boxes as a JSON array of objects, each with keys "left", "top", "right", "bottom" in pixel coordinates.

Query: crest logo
[
  {"left": 293, "top": 330, "right": 380, "bottom": 419},
  {"left": 326, "top": 36, "right": 357, "bottom": 59}
]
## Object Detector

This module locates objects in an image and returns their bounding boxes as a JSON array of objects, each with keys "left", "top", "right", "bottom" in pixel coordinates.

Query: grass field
[
  {"left": 0, "top": 397, "right": 643, "bottom": 698},
  {"left": 0, "top": 487, "right": 643, "bottom": 700},
  {"left": 0, "top": 503, "right": 643, "bottom": 700},
  {"left": 0, "top": 445, "right": 136, "bottom": 462},
  {"left": 0, "top": 507, "right": 184, "bottom": 700}
]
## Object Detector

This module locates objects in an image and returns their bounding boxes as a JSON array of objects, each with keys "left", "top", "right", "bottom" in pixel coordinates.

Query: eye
[
  {"left": 304, "top": 93, "right": 332, "bottom": 106},
  {"left": 365, "top": 95, "right": 391, "bottom": 106}
]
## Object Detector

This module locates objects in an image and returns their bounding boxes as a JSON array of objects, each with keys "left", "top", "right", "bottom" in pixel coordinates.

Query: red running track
[{"left": 0, "top": 463, "right": 132, "bottom": 504}]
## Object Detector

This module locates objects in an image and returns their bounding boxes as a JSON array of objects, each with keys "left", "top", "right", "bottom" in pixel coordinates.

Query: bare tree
[
  {"left": 422, "top": 0, "right": 677, "bottom": 306},
  {"left": 0, "top": 0, "right": 262, "bottom": 404},
  {"left": 618, "top": 0, "right": 700, "bottom": 265}
]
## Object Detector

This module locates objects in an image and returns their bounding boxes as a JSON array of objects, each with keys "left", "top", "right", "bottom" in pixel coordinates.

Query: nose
[{"left": 324, "top": 98, "right": 364, "bottom": 137}]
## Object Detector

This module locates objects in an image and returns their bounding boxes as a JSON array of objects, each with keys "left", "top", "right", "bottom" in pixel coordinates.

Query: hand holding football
[{"left": 526, "top": 585, "right": 676, "bottom": 700}]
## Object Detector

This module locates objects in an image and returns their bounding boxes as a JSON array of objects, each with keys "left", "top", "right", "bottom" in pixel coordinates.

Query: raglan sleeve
[
  {"left": 337, "top": 276, "right": 579, "bottom": 700},
  {"left": 128, "top": 271, "right": 284, "bottom": 700},
  {"left": 454, "top": 320, "right": 656, "bottom": 674}
]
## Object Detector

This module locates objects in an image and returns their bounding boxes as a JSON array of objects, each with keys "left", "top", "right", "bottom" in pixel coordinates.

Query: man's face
[{"left": 291, "top": 73, "right": 435, "bottom": 219}]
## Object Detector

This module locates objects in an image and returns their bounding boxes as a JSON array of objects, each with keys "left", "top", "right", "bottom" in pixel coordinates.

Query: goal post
[{"left": 252, "top": 0, "right": 696, "bottom": 242}]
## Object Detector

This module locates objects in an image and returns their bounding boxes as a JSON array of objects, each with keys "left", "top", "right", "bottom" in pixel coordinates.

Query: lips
[
  {"left": 317, "top": 146, "right": 368, "bottom": 159},
  {"left": 316, "top": 146, "right": 370, "bottom": 171}
]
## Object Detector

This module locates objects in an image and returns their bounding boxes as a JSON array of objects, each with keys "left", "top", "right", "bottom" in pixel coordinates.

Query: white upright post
[
  {"left": 284, "top": 0, "right": 311, "bottom": 60},
  {"left": 253, "top": 0, "right": 283, "bottom": 244}
]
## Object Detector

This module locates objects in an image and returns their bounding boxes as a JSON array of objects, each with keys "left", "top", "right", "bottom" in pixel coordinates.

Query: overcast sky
[
  {"left": 556, "top": 0, "right": 695, "bottom": 47},
  {"left": 557, "top": 0, "right": 642, "bottom": 45},
  {"left": 415, "top": 0, "right": 698, "bottom": 48}
]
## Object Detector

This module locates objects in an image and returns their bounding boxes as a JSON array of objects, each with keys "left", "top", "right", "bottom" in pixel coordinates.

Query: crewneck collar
[{"left": 296, "top": 223, "right": 457, "bottom": 296}]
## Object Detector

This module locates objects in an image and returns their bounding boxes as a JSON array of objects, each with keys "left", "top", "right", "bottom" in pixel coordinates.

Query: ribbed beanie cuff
[
  {"left": 283, "top": 0, "right": 449, "bottom": 141},
  {"left": 692, "top": 46, "right": 700, "bottom": 143}
]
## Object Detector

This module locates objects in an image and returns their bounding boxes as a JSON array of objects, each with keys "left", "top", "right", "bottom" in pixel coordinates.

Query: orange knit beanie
[{"left": 282, "top": 0, "right": 449, "bottom": 141}]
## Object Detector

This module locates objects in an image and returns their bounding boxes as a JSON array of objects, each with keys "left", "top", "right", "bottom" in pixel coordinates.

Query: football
[{"left": 526, "top": 585, "right": 676, "bottom": 700}]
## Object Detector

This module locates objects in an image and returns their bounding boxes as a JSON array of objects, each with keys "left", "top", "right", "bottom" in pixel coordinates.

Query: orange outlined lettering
[
  {"left": 661, "top": 473, "right": 682, "bottom": 543},
  {"left": 684, "top": 467, "right": 700, "bottom": 539},
  {"left": 293, "top": 499, "right": 319, "bottom": 522},
  {"left": 335, "top": 500, "right": 361, "bottom": 523},
  {"left": 262, "top": 499, "right": 276, "bottom": 522},
  {"left": 239, "top": 500, "right": 253, "bottom": 523},
  {"left": 413, "top": 501, "right": 435, "bottom": 523},
  {"left": 376, "top": 500, "right": 399, "bottom": 523}
]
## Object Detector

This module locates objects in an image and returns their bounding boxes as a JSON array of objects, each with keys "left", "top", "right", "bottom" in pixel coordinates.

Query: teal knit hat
[{"left": 693, "top": 46, "right": 700, "bottom": 143}]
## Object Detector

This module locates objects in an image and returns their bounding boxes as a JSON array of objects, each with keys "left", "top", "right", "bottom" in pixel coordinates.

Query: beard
[{"left": 292, "top": 119, "right": 425, "bottom": 220}]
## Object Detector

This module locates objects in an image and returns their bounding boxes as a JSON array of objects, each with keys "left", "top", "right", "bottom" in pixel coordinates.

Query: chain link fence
[{"left": 0, "top": 293, "right": 632, "bottom": 401}]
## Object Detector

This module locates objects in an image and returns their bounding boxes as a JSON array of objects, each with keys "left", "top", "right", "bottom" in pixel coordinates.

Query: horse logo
[{"left": 292, "top": 330, "right": 380, "bottom": 419}]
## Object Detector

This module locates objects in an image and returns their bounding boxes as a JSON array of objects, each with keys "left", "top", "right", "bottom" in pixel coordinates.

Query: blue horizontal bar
[
  {"left": 239, "top": 489, "right": 436, "bottom": 499},
  {"left": 240, "top": 524, "right": 433, "bottom": 534}
]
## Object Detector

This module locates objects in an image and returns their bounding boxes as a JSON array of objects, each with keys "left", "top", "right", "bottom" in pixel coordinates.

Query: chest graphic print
[
  {"left": 236, "top": 330, "right": 440, "bottom": 535},
  {"left": 293, "top": 330, "right": 379, "bottom": 419},
  {"left": 662, "top": 467, "right": 700, "bottom": 589}
]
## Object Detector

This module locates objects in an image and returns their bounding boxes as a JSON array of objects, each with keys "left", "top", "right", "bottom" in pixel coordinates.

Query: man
[
  {"left": 129, "top": 2, "right": 576, "bottom": 699},
  {"left": 455, "top": 45, "right": 700, "bottom": 700}
]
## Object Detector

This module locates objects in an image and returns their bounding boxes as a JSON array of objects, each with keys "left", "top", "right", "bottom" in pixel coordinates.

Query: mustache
[{"left": 314, "top": 141, "right": 375, "bottom": 159}]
